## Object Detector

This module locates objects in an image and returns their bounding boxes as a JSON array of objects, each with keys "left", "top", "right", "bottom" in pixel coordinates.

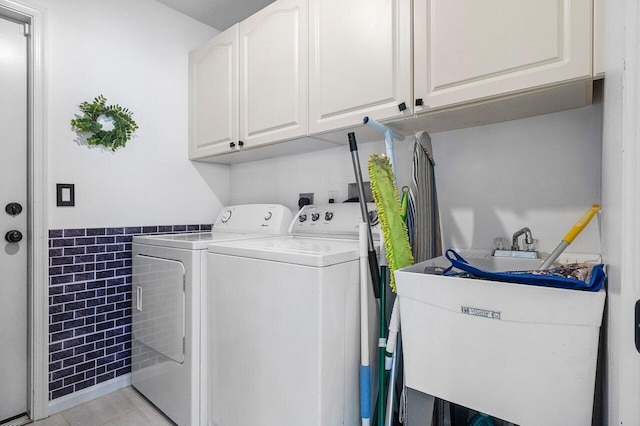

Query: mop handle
[
  {"left": 349, "top": 132, "right": 381, "bottom": 298},
  {"left": 363, "top": 117, "right": 404, "bottom": 141},
  {"left": 359, "top": 223, "right": 370, "bottom": 365},
  {"left": 363, "top": 117, "right": 404, "bottom": 184},
  {"left": 359, "top": 223, "right": 372, "bottom": 426},
  {"left": 377, "top": 235, "right": 388, "bottom": 426},
  {"left": 563, "top": 204, "right": 601, "bottom": 244},
  {"left": 538, "top": 204, "right": 601, "bottom": 270}
]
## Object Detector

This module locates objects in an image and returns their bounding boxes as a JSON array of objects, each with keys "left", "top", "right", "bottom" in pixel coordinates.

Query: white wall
[
  {"left": 45, "top": 0, "right": 229, "bottom": 229},
  {"left": 431, "top": 103, "right": 603, "bottom": 254},
  {"left": 230, "top": 104, "right": 603, "bottom": 256},
  {"left": 229, "top": 138, "right": 414, "bottom": 212}
]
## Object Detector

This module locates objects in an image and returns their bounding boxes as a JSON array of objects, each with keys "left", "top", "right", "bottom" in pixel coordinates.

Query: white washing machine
[
  {"left": 131, "top": 204, "right": 292, "bottom": 426},
  {"left": 207, "top": 203, "right": 379, "bottom": 426}
]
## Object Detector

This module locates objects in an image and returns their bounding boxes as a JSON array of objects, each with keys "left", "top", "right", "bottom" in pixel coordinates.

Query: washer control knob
[
  {"left": 311, "top": 213, "right": 320, "bottom": 221},
  {"left": 368, "top": 210, "right": 379, "bottom": 226},
  {"left": 221, "top": 210, "right": 232, "bottom": 223},
  {"left": 298, "top": 214, "right": 307, "bottom": 223},
  {"left": 264, "top": 212, "right": 272, "bottom": 221},
  {"left": 325, "top": 212, "right": 334, "bottom": 221}
]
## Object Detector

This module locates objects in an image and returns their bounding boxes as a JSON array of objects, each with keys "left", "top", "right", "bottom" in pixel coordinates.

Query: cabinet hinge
[{"left": 183, "top": 276, "right": 186, "bottom": 292}]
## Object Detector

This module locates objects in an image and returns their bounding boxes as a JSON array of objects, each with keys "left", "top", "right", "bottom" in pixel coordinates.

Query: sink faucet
[{"left": 512, "top": 227, "right": 534, "bottom": 251}]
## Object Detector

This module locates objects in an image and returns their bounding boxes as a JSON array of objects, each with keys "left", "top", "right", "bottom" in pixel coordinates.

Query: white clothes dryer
[
  {"left": 207, "top": 203, "right": 379, "bottom": 426},
  {"left": 131, "top": 204, "right": 292, "bottom": 426}
]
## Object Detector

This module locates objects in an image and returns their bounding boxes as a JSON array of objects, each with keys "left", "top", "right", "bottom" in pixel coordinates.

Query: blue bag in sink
[{"left": 443, "top": 249, "right": 606, "bottom": 292}]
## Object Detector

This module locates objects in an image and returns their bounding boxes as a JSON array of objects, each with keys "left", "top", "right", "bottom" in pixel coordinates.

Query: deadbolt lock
[
  {"left": 5, "top": 202, "right": 23, "bottom": 216},
  {"left": 5, "top": 230, "right": 23, "bottom": 243}
]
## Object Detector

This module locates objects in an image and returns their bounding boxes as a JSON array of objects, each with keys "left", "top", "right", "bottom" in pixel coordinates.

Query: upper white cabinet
[
  {"left": 190, "top": 0, "right": 598, "bottom": 162},
  {"left": 413, "top": 0, "right": 593, "bottom": 112},
  {"left": 189, "top": 24, "right": 239, "bottom": 159},
  {"left": 593, "top": 0, "right": 604, "bottom": 77},
  {"left": 308, "top": 0, "right": 412, "bottom": 135},
  {"left": 239, "top": 0, "right": 308, "bottom": 147},
  {"left": 189, "top": 0, "right": 307, "bottom": 160}
]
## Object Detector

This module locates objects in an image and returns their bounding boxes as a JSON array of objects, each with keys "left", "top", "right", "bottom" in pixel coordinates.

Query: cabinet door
[
  {"left": 414, "top": 0, "right": 592, "bottom": 111},
  {"left": 308, "top": 0, "right": 412, "bottom": 135},
  {"left": 593, "top": 0, "right": 604, "bottom": 77},
  {"left": 239, "top": 0, "right": 308, "bottom": 148},
  {"left": 189, "top": 25, "right": 239, "bottom": 159}
]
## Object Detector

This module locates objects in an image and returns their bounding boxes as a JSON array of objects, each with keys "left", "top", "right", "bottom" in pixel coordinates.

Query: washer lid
[
  {"left": 208, "top": 235, "right": 377, "bottom": 267},
  {"left": 133, "top": 231, "right": 271, "bottom": 250}
]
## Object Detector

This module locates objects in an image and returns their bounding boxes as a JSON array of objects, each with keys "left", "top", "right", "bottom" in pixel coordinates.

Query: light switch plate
[{"left": 56, "top": 183, "right": 75, "bottom": 207}]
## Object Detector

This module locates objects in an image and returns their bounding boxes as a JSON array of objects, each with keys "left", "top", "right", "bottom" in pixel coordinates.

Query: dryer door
[{"left": 133, "top": 255, "right": 186, "bottom": 363}]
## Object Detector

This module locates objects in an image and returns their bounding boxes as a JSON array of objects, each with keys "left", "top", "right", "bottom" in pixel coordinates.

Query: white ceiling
[{"left": 155, "top": 0, "right": 276, "bottom": 31}]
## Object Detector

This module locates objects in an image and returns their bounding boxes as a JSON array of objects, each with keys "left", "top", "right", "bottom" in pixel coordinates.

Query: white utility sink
[
  {"left": 395, "top": 250, "right": 605, "bottom": 426},
  {"left": 423, "top": 250, "right": 545, "bottom": 273}
]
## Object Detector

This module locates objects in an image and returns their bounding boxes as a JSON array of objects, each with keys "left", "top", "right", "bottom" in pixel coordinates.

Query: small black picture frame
[{"left": 56, "top": 183, "right": 75, "bottom": 207}]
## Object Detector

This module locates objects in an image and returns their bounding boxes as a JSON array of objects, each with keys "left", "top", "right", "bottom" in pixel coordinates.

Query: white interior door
[{"left": 0, "top": 15, "right": 28, "bottom": 422}]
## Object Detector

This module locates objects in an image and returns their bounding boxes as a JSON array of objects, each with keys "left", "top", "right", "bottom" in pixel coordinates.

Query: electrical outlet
[
  {"left": 347, "top": 182, "right": 373, "bottom": 202},
  {"left": 298, "top": 192, "right": 314, "bottom": 209}
]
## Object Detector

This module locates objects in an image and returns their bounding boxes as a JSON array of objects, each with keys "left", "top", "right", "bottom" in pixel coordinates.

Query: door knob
[
  {"left": 5, "top": 202, "right": 22, "bottom": 216},
  {"left": 5, "top": 230, "right": 23, "bottom": 243}
]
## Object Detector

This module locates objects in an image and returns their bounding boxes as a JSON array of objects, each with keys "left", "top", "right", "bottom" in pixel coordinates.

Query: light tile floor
[{"left": 31, "top": 387, "right": 174, "bottom": 426}]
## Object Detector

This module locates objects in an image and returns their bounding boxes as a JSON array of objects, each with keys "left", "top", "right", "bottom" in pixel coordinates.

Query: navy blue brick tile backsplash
[{"left": 48, "top": 223, "right": 212, "bottom": 401}]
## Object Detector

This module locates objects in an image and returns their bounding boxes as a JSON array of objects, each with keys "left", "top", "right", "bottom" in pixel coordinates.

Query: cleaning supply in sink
[
  {"left": 444, "top": 249, "right": 605, "bottom": 291},
  {"left": 539, "top": 204, "right": 601, "bottom": 270}
]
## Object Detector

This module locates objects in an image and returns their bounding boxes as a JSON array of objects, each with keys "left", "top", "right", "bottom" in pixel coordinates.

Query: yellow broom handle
[{"left": 563, "top": 204, "right": 601, "bottom": 244}]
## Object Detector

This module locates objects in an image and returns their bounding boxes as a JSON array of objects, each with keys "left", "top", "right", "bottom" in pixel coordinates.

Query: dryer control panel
[
  {"left": 289, "top": 203, "right": 379, "bottom": 239},
  {"left": 213, "top": 204, "right": 293, "bottom": 235}
]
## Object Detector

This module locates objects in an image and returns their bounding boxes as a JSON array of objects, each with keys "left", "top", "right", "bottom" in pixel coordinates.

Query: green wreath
[{"left": 71, "top": 95, "right": 138, "bottom": 151}]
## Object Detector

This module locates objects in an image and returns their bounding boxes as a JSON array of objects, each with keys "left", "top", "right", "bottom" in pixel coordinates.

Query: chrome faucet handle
[{"left": 493, "top": 237, "right": 509, "bottom": 251}]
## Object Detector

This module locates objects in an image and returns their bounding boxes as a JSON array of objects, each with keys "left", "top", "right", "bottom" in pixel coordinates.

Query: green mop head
[{"left": 368, "top": 154, "right": 414, "bottom": 292}]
